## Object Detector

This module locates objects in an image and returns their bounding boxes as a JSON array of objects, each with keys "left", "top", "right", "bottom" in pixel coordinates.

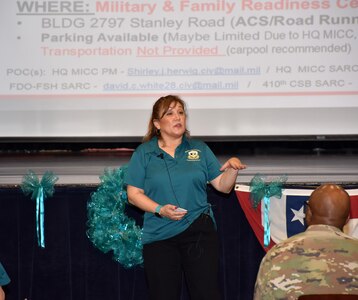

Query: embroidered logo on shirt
[{"left": 186, "top": 149, "right": 201, "bottom": 161}]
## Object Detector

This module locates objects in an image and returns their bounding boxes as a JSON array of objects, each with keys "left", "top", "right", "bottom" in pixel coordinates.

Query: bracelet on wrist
[{"left": 154, "top": 205, "right": 163, "bottom": 218}]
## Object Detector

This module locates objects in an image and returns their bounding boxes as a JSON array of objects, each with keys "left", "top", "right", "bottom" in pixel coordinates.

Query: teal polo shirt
[
  {"left": 125, "top": 136, "right": 222, "bottom": 244},
  {"left": 0, "top": 263, "right": 10, "bottom": 286}
]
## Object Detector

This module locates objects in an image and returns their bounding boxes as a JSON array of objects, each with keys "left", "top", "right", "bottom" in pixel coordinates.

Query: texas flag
[{"left": 235, "top": 185, "right": 358, "bottom": 251}]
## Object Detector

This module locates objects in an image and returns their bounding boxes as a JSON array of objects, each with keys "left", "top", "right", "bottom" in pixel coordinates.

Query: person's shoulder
[
  {"left": 134, "top": 139, "right": 156, "bottom": 153},
  {"left": 0, "top": 262, "right": 10, "bottom": 285},
  {"left": 309, "top": 225, "right": 358, "bottom": 243},
  {"left": 326, "top": 232, "right": 358, "bottom": 248},
  {"left": 265, "top": 233, "right": 306, "bottom": 257},
  {"left": 134, "top": 142, "right": 147, "bottom": 152}
]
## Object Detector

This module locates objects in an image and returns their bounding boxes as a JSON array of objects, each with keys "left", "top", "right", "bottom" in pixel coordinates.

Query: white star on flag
[{"left": 290, "top": 206, "right": 305, "bottom": 226}]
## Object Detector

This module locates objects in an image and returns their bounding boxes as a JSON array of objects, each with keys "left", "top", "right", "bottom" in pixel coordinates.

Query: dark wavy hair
[{"left": 143, "top": 95, "right": 190, "bottom": 142}]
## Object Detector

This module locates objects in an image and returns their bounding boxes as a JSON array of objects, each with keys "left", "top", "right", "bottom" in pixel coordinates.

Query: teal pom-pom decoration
[{"left": 87, "top": 167, "right": 143, "bottom": 268}]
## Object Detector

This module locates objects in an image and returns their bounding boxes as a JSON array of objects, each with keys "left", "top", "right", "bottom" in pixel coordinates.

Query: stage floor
[{"left": 0, "top": 150, "right": 357, "bottom": 186}]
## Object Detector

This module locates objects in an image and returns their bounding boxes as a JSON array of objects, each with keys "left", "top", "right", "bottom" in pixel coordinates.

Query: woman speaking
[{"left": 125, "top": 95, "right": 246, "bottom": 300}]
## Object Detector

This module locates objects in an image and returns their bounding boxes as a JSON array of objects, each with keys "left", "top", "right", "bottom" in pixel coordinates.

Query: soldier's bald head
[{"left": 305, "top": 184, "right": 350, "bottom": 230}]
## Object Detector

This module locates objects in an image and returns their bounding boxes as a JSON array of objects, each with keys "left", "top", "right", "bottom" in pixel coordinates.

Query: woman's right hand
[
  {"left": 127, "top": 185, "right": 187, "bottom": 221},
  {"left": 160, "top": 204, "right": 187, "bottom": 221}
]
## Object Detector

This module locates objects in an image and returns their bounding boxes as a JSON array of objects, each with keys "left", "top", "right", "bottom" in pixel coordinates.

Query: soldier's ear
[
  {"left": 305, "top": 205, "right": 312, "bottom": 226},
  {"left": 344, "top": 215, "right": 350, "bottom": 225}
]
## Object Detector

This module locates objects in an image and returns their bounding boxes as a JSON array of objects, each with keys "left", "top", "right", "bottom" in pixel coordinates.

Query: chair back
[{"left": 298, "top": 295, "right": 358, "bottom": 300}]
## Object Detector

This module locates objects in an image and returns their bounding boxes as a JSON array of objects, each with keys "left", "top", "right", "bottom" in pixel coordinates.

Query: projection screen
[{"left": 0, "top": 0, "right": 357, "bottom": 139}]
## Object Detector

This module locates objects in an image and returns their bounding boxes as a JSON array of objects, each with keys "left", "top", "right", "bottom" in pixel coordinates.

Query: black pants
[{"left": 143, "top": 214, "right": 221, "bottom": 300}]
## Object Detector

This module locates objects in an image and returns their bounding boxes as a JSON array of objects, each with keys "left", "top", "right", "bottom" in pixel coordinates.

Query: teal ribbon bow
[
  {"left": 21, "top": 170, "right": 58, "bottom": 248},
  {"left": 249, "top": 174, "right": 287, "bottom": 247}
]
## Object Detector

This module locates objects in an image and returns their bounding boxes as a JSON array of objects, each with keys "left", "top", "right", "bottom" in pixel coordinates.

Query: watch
[{"left": 154, "top": 205, "right": 163, "bottom": 218}]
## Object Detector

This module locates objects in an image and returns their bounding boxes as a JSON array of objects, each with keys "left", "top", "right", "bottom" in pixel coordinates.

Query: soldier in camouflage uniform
[{"left": 254, "top": 184, "right": 358, "bottom": 299}]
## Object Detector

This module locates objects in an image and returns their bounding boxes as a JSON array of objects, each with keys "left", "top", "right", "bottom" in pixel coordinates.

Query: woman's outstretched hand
[{"left": 220, "top": 157, "right": 247, "bottom": 172}]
